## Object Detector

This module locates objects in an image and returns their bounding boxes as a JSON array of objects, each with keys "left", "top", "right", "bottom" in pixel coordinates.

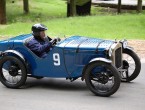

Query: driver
[{"left": 27, "top": 23, "right": 53, "bottom": 58}]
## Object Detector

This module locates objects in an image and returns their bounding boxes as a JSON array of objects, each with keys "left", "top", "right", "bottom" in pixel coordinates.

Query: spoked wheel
[
  {"left": 0, "top": 56, "right": 27, "bottom": 88},
  {"left": 85, "top": 61, "right": 120, "bottom": 97},
  {"left": 121, "top": 49, "right": 141, "bottom": 82}
]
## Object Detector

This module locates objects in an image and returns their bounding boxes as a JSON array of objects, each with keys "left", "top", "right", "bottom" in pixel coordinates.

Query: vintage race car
[{"left": 0, "top": 34, "right": 141, "bottom": 97}]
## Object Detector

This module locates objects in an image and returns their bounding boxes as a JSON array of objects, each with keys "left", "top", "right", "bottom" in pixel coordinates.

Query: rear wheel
[
  {"left": 121, "top": 49, "right": 141, "bottom": 82},
  {"left": 0, "top": 56, "right": 27, "bottom": 88},
  {"left": 85, "top": 61, "right": 121, "bottom": 97}
]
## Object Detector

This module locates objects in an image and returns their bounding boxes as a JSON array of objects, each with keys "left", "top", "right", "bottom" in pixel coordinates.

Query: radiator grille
[{"left": 115, "top": 47, "right": 122, "bottom": 68}]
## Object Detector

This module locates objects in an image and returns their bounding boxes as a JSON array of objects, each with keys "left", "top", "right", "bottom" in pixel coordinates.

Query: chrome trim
[{"left": 109, "top": 42, "right": 122, "bottom": 68}]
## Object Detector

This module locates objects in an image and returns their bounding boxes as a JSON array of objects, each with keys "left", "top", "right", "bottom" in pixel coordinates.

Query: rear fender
[
  {"left": 0, "top": 50, "right": 30, "bottom": 74},
  {"left": 81, "top": 58, "right": 112, "bottom": 81},
  {"left": 3, "top": 50, "right": 25, "bottom": 62}
]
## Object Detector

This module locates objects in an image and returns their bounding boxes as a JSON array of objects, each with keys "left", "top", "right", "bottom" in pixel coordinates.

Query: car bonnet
[
  {"left": 59, "top": 36, "right": 114, "bottom": 51},
  {"left": 57, "top": 36, "right": 115, "bottom": 52}
]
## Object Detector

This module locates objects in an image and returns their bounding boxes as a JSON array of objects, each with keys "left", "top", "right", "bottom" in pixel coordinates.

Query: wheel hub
[
  {"left": 123, "top": 60, "right": 129, "bottom": 69},
  {"left": 9, "top": 66, "right": 19, "bottom": 76},
  {"left": 97, "top": 74, "right": 109, "bottom": 84}
]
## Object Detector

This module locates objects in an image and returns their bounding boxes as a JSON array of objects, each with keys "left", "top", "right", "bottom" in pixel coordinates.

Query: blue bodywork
[{"left": 0, "top": 34, "right": 115, "bottom": 79}]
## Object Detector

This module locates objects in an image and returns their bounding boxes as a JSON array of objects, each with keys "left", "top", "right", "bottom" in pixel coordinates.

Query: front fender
[
  {"left": 81, "top": 58, "right": 112, "bottom": 81},
  {"left": 124, "top": 46, "right": 134, "bottom": 51},
  {"left": 120, "top": 40, "right": 134, "bottom": 50},
  {"left": 89, "top": 58, "right": 112, "bottom": 64}
]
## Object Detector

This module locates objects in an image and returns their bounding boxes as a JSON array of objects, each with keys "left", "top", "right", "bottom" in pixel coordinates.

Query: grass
[
  {"left": 0, "top": 0, "right": 145, "bottom": 40},
  {"left": 6, "top": 0, "right": 66, "bottom": 23}
]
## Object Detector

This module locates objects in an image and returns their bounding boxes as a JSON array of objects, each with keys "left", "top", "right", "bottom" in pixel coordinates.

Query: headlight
[
  {"left": 120, "top": 39, "right": 128, "bottom": 49},
  {"left": 123, "top": 40, "right": 128, "bottom": 48}
]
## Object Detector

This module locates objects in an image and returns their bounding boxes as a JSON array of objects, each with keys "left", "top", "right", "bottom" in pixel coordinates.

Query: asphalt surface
[{"left": 0, "top": 63, "right": 145, "bottom": 110}]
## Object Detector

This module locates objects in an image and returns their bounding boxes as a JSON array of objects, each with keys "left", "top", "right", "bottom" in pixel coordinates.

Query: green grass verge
[{"left": 0, "top": 0, "right": 145, "bottom": 40}]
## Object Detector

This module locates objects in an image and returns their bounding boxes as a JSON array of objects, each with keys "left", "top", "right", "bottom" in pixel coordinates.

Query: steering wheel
[{"left": 51, "top": 37, "right": 61, "bottom": 46}]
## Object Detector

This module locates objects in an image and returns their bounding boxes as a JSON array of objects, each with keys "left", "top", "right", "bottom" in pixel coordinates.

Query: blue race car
[{"left": 0, "top": 34, "right": 141, "bottom": 97}]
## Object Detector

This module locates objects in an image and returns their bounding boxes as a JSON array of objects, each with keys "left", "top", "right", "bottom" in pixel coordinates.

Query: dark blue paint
[{"left": 0, "top": 34, "right": 114, "bottom": 79}]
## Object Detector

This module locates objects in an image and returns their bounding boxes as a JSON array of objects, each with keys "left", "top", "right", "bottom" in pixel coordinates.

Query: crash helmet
[{"left": 32, "top": 23, "right": 48, "bottom": 36}]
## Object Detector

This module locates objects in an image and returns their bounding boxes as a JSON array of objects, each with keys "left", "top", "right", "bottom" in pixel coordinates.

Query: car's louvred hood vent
[{"left": 61, "top": 36, "right": 114, "bottom": 52}]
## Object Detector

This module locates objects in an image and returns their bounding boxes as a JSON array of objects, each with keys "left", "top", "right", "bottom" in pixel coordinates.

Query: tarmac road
[{"left": 0, "top": 63, "right": 145, "bottom": 110}]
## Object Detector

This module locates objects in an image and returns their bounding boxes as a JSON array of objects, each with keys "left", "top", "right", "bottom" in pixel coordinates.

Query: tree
[
  {"left": 67, "top": 0, "right": 91, "bottom": 17},
  {"left": 137, "top": 0, "right": 142, "bottom": 13},
  {"left": 23, "top": 0, "right": 29, "bottom": 14},
  {"left": 118, "top": 0, "right": 122, "bottom": 13},
  {"left": 0, "top": 0, "right": 6, "bottom": 24},
  {"left": 68, "top": 0, "right": 76, "bottom": 17},
  {"left": 76, "top": 0, "right": 91, "bottom": 16}
]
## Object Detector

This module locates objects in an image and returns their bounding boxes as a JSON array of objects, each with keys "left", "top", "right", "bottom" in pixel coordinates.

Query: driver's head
[{"left": 32, "top": 23, "right": 47, "bottom": 40}]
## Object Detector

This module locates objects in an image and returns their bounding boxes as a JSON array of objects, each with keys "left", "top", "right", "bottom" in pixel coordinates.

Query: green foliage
[{"left": 0, "top": 0, "right": 145, "bottom": 40}]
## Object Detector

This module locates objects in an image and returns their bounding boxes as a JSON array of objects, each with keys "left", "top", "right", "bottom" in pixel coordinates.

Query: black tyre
[
  {"left": 0, "top": 56, "right": 27, "bottom": 88},
  {"left": 85, "top": 61, "right": 121, "bottom": 97},
  {"left": 122, "top": 48, "right": 141, "bottom": 82}
]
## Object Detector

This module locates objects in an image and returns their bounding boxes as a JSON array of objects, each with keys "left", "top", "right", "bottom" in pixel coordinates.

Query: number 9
[{"left": 53, "top": 53, "right": 60, "bottom": 66}]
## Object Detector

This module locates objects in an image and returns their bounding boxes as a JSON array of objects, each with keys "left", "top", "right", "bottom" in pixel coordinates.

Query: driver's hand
[
  {"left": 56, "top": 37, "right": 61, "bottom": 42},
  {"left": 50, "top": 38, "right": 57, "bottom": 46},
  {"left": 50, "top": 37, "right": 61, "bottom": 46}
]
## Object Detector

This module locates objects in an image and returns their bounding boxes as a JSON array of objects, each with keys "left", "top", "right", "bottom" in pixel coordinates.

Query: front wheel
[
  {"left": 121, "top": 48, "right": 141, "bottom": 82},
  {"left": 85, "top": 61, "right": 121, "bottom": 97},
  {"left": 0, "top": 56, "right": 27, "bottom": 88}
]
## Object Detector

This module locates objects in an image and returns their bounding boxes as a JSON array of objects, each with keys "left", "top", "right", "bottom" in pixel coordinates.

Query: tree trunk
[
  {"left": 67, "top": 0, "right": 91, "bottom": 17},
  {"left": 0, "top": 0, "right": 6, "bottom": 24},
  {"left": 67, "top": 0, "right": 76, "bottom": 17},
  {"left": 118, "top": 0, "right": 122, "bottom": 13},
  {"left": 23, "top": 0, "right": 29, "bottom": 14},
  {"left": 76, "top": 0, "right": 91, "bottom": 16},
  {"left": 137, "top": 0, "right": 142, "bottom": 13}
]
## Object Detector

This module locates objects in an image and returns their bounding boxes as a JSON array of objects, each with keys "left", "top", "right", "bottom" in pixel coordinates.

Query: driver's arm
[
  {"left": 27, "top": 39, "right": 52, "bottom": 53},
  {"left": 47, "top": 36, "right": 52, "bottom": 41}
]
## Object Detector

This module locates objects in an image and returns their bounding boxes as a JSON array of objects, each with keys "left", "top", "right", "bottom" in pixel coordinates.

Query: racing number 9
[{"left": 53, "top": 53, "right": 60, "bottom": 66}]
